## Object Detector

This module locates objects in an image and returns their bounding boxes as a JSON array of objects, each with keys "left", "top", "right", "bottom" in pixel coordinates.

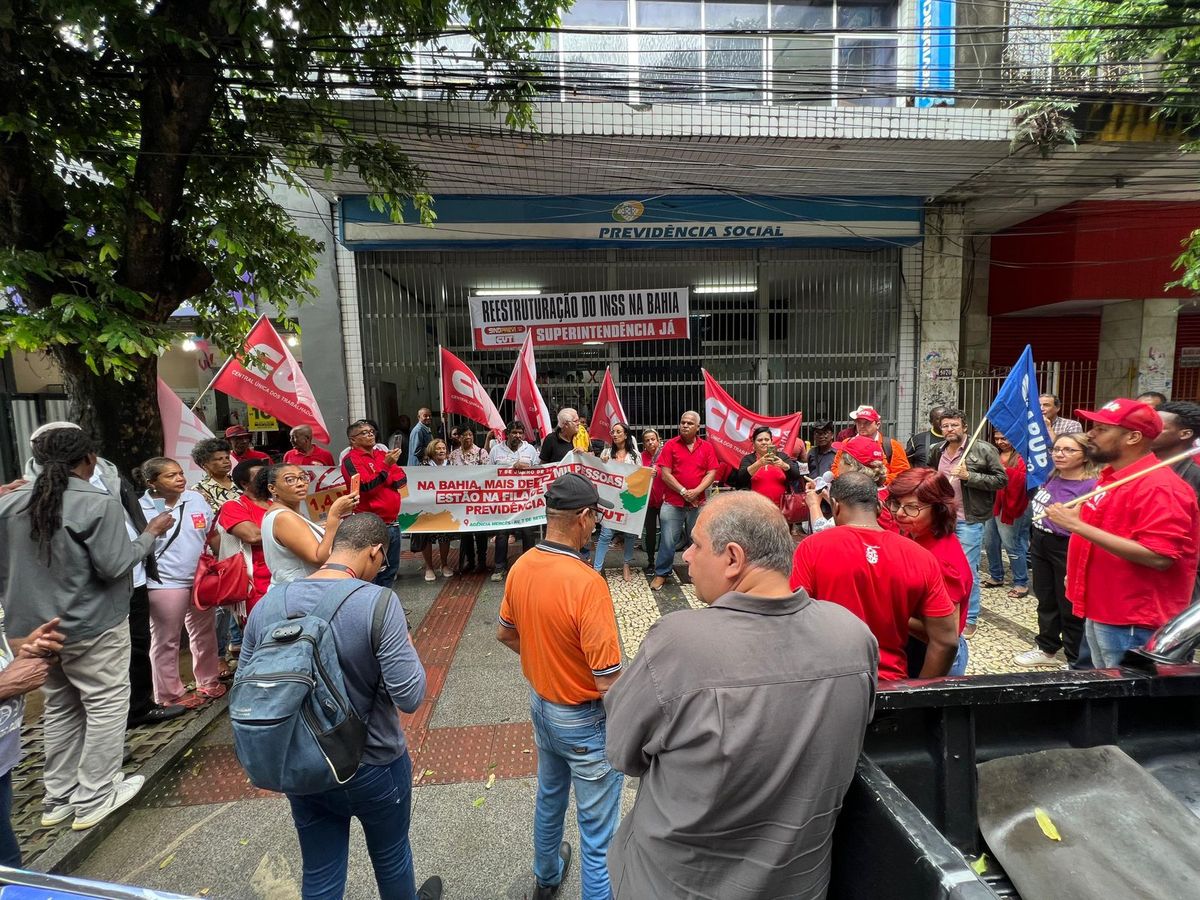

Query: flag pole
[
  {"left": 961, "top": 416, "right": 989, "bottom": 460},
  {"left": 1032, "top": 445, "right": 1200, "bottom": 523}
]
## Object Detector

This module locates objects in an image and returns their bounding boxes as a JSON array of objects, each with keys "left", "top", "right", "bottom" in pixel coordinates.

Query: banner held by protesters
[{"left": 702, "top": 370, "right": 803, "bottom": 473}]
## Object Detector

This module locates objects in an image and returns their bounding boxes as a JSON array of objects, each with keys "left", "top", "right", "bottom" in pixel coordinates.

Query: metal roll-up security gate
[{"left": 355, "top": 246, "right": 900, "bottom": 439}]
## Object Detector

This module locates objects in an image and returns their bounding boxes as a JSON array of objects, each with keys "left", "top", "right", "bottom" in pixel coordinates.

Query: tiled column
[
  {"left": 334, "top": 227, "right": 368, "bottom": 421},
  {"left": 1096, "top": 300, "right": 1179, "bottom": 401},
  {"left": 917, "top": 204, "right": 966, "bottom": 415}
]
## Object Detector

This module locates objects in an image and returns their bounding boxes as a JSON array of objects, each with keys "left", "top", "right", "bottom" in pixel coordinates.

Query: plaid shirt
[{"left": 1050, "top": 416, "right": 1083, "bottom": 435}]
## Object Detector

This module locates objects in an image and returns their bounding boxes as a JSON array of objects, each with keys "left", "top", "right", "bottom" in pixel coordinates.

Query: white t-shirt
[
  {"left": 138, "top": 489, "right": 212, "bottom": 589},
  {"left": 90, "top": 471, "right": 146, "bottom": 588}
]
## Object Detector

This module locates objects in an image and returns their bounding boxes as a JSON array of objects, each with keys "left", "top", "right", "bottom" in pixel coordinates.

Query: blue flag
[{"left": 985, "top": 345, "right": 1053, "bottom": 489}]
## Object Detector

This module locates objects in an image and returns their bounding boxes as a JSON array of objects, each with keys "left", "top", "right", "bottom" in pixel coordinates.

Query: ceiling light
[
  {"left": 473, "top": 288, "right": 543, "bottom": 297},
  {"left": 693, "top": 284, "right": 757, "bottom": 294},
  {"left": 582, "top": 341, "right": 604, "bottom": 346}
]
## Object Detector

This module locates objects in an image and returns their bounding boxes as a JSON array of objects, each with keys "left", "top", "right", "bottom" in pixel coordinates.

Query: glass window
[
  {"left": 637, "top": 32, "right": 702, "bottom": 100},
  {"left": 769, "top": 0, "right": 832, "bottom": 30},
  {"left": 561, "top": 32, "right": 632, "bottom": 99},
  {"left": 706, "top": 37, "right": 764, "bottom": 101},
  {"left": 636, "top": 0, "right": 701, "bottom": 28},
  {"left": 772, "top": 36, "right": 834, "bottom": 103},
  {"left": 836, "top": 0, "right": 896, "bottom": 29},
  {"left": 707, "top": 0, "right": 768, "bottom": 28},
  {"left": 563, "top": 0, "right": 630, "bottom": 25},
  {"left": 836, "top": 38, "right": 897, "bottom": 106}
]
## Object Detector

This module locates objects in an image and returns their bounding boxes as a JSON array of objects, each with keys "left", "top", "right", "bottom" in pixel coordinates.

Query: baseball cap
[
  {"left": 1076, "top": 398, "right": 1163, "bottom": 440},
  {"left": 848, "top": 405, "right": 881, "bottom": 423},
  {"left": 224, "top": 425, "right": 252, "bottom": 438},
  {"left": 545, "top": 473, "right": 614, "bottom": 511},
  {"left": 833, "top": 435, "right": 886, "bottom": 465}
]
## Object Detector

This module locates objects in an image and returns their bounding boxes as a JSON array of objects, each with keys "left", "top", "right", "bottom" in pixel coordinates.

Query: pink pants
[{"left": 148, "top": 587, "right": 219, "bottom": 705}]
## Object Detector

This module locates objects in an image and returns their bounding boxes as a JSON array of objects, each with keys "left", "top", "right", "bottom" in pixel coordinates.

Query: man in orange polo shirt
[
  {"left": 1045, "top": 398, "right": 1200, "bottom": 668},
  {"left": 497, "top": 473, "right": 623, "bottom": 900}
]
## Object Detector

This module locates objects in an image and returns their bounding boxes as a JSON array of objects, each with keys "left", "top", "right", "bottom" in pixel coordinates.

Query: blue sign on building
[{"left": 915, "top": 0, "right": 955, "bottom": 107}]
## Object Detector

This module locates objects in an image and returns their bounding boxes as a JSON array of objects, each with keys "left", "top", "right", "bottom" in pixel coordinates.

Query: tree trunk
[{"left": 53, "top": 349, "right": 164, "bottom": 480}]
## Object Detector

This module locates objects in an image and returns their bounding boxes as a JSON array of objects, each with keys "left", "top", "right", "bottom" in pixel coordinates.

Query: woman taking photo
[
  {"left": 138, "top": 457, "right": 223, "bottom": 709},
  {"left": 594, "top": 423, "right": 640, "bottom": 581},
  {"left": 412, "top": 440, "right": 454, "bottom": 582},
  {"left": 450, "top": 431, "right": 489, "bottom": 574},
  {"left": 259, "top": 464, "right": 358, "bottom": 587},
  {"left": 887, "top": 467, "right": 972, "bottom": 677},
  {"left": 729, "top": 425, "right": 802, "bottom": 506},
  {"left": 1013, "top": 433, "right": 1099, "bottom": 669}
]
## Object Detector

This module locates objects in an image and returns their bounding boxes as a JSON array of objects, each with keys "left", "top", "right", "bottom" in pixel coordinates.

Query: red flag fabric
[
  {"left": 702, "top": 369, "right": 803, "bottom": 473},
  {"left": 157, "top": 377, "right": 216, "bottom": 487},
  {"left": 440, "top": 347, "right": 506, "bottom": 438},
  {"left": 588, "top": 367, "right": 629, "bottom": 446},
  {"left": 502, "top": 332, "right": 553, "bottom": 439},
  {"left": 211, "top": 316, "right": 330, "bottom": 443}
]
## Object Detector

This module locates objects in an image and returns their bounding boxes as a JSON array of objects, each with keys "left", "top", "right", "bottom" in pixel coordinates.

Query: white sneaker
[
  {"left": 40, "top": 804, "right": 75, "bottom": 827},
  {"left": 71, "top": 773, "right": 144, "bottom": 831},
  {"left": 1013, "top": 648, "right": 1061, "bottom": 668}
]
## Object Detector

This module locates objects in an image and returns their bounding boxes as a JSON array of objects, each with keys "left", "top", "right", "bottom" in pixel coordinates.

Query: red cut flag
[
  {"left": 502, "top": 331, "right": 553, "bottom": 439},
  {"left": 211, "top": 316, "right": 330, "bottom": 443},
  {"left": 702, "top": 370, "right": 803, "bottom": 473},
  {"left": 157, "top": 377, "right": 216, "bottom": 487},
  {"left": 440, "top": 347, "right": 505, "bottom": 438},
  {"left": 588, "top": 367, "right": 629, "bottom": 446}
]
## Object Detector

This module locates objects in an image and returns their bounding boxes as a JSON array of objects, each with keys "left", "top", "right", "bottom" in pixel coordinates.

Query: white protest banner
[
  {"left": 468, "top": 288, "right": 689, "bottom": 349},
  {"left": 395, "top": 451, "right": 654, "bottom": 535}
]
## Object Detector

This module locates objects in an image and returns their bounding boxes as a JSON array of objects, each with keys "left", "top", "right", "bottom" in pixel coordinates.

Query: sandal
[
  {"left": 1007, "top": 587, "right": 1030, "bottom": 598},
  {"left": 168, "top": 693, "right": 209, "bottom": 710},
  {"left": 424, "top": 569, "right": 436, "bottom": 582},
  {"left": 196, "top": 683, "right": 227, "bottom": 700},
  {"left": 981, "top": 579, "right": 1004, "bottom": 589}
]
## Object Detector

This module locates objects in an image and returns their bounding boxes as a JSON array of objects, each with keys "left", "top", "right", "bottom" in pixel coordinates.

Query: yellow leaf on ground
[
  {"left": 472, "top": 796, "right": 486, "bottom": 808},
  {"left": 159, "top": 854, "right": 175, "bottom": 869},
  {"left": 1034, "top": 807, "right": 1062, "bottom": 841},
  {"left": 486, "top": 773, "right": 496, "bottom": 790},
  {"left": 971, "top": 854, "right": 988, "bottom": 875}
]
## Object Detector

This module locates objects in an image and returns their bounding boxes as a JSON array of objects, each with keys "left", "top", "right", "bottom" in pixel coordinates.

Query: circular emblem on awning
[{"left": 612, "top": 200, "right": 645, "bottom": 222}]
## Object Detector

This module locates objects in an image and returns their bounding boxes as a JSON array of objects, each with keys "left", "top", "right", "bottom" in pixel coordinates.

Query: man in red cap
[
  {"left": 224, "top": 425, "right": 270, "bottom": 466},
  {"left": 833, "top": 405, "right": 910, "bottom": 484},
  {"left": 1045, "top": 398, "right": 1200, "bottom": 667}
]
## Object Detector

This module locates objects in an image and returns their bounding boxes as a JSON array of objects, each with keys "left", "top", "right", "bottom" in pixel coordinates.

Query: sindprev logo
[{"left": 612, "top": 200, "right": 645, "bottom": 222}]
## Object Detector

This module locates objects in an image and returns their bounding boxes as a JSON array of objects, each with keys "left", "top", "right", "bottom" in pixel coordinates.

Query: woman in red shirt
[
  {"left": 729, "top": 426, "right": 802, "bottom": 506},
  {"left": 217, "top": 460, "right": 273, "bottom": 616},
  {"left": 888, "top": 467, "right": 973, "bottom": 676}
]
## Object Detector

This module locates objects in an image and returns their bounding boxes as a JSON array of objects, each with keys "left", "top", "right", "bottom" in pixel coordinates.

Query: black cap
[{"left": 545, "top": 473, "right": 614, "bottom": 510}]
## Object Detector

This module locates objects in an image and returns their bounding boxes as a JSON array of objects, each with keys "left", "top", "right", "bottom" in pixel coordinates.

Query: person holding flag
[{"left": 1045, "top": 399, "right": 1200, "bottom": 668}]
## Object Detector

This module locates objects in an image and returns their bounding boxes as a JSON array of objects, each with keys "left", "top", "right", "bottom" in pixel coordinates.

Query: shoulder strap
[
  {"left": 881, "top": 437, "right": 894, "bottom": 464},
  {"left": 370, "top": 587, "right": 391, "bottom": 654}
]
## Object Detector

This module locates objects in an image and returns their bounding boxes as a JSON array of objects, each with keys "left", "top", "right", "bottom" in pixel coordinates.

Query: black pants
[
  {"left": 127, "top": 584, "right": 156, "bottom": 721},
  {"left": 643, "top": 505, "right": 660, "bottom": 566},
  {"left": 494, "top": 528, "right": 537, "bottom": 572},
  {"left": 458, "top": 533, "right": 489, "bottom": 570},
  {"left": 1030, "top": 529, "right": 1087, "bottom": 665}
]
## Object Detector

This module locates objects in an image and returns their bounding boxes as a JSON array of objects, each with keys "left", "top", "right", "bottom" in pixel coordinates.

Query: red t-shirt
[
  {"left": 750, "top": 462, "right": 789, "bottom": 505},
  {"left": 217, "top": 496, "right": 271, "bottom": 611},
  {"left": 791, "top": 527, "right": 955, "bottom": 681},
  {"left": 1067, "top": 454, "right": 1200, "bottom": 627},
  {"left": 231, "top": 449, "right": 271, "bottom": 466},
  {"left": 657, "top": 437, "right": 719, "bottom": 507},
  {"left": 341, "top": 447, "right": 406, "bottom": 523},
  {"left": 284, "top": 447, "right": 335, "bottom": 467},
  {"left": 914, "top": 531, "right": 973, "bottom": 634}
]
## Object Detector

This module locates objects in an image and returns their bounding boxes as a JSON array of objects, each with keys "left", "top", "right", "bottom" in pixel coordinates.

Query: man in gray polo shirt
[{"left": 604, "top": 491, "right": 877, "bottom": 900}]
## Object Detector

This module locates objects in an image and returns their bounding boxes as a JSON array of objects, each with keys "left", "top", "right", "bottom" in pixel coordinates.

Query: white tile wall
[{"left": 335, "top": 222, "right": 368, "bottom": 421}]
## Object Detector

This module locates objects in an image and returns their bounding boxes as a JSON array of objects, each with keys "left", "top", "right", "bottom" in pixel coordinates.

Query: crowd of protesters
[{"left": 0, "top": 387, "right": 1196, "bottom": 899}]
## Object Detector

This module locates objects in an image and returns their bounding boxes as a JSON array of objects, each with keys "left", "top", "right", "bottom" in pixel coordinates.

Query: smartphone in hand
[
  {"left": 349, "top": 473, "right": 360, "bottom": 495},
  {"left": 153, "top": 497, "right": 166, "bottom": 514}
]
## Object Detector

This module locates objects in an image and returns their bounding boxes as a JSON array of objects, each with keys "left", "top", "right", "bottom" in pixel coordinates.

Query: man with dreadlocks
[{"left": 0, "top": 427, "right": 174, "bottom": 831}]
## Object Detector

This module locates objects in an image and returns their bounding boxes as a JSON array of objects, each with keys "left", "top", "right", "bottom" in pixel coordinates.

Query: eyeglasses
[
  {"left": 280, "top": 473, "right": 311, "bottom": 486},
  {"left": 1052, "top": 447, "right": 1083, "bottom": 455},
  {"left": 886, "top": 500, "right": 930, "bottom": 516},
  {"left": 350, "top": 428, "right": 375, "bottom": 438}
]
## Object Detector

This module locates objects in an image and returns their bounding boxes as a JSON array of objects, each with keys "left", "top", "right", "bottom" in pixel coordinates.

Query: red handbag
[
  {"left": 780, "top": 491, "right": 808, "bottom": 524},
  {"left": 192, "top": 547, "right": 252, "bottom": 610}
]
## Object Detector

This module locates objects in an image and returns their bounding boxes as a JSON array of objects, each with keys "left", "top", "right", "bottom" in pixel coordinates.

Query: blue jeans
[
  {"left": 593, "top": 525, "right": 634, "bottom": 571},
  {"left": 984, "top": 507, "right": 1032, "bottom": 588},
  {"left": 287, "top": 753, "right": 416, "bottom": 900},
  {"left": 529, "top": 693, "right": 623, "bottom": 900},
  {"left": 955, "top": 520, "right": 984, "bottom": 626},
  {"left": 373, "top": 524, "right": 403, "bottom": 589},
  {"left": 655, "top": 504, "right": 700, "bottom": 577},
  {"left": 1086, "top": 620, "right": 1155, "bottom": 669},
  {"left": 950, "top": 636, "right": 969, "bottom": 676}
]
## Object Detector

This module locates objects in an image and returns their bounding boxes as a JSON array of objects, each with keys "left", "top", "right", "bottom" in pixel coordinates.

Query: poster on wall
[{"left": 467, "top": 288, "right": 690, "bottom": 349}]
